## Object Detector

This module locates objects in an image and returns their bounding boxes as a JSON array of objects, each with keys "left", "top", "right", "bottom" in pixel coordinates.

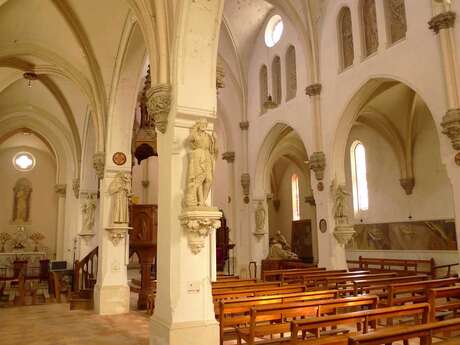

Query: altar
[{"left": 0, "top": 251, "right": 47, "bottom": 277}]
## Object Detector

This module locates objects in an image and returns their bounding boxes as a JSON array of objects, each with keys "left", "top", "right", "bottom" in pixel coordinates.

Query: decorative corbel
[
  {"left": 305, "top": 83, "right": 322, "bottom": 97},
  {"left": 428, "top": 11, "right": 456, "bottom": 34},
  {"left": 309, "top": 151, "right": 326, "bottom": 181},
  {"left": 146, "top": 83, "right": 172, "bottom": 134},
  {"left": 399, "top": 178, "right": 415, "bottom": 195},
  {"left": 93, "top": 152, "right": 105, "bottom": 179},
  {"left": 54, "top": 184, "right": 67, "bottom": 196},
  {"left": 441, "top": 108, "right": 460, "bottom": 150},
  {"left": 105, "top": 226, "right": 129, "bottom": 246},
  {"left": 179, "top": 209, "right": 222, "bottom": 254}
]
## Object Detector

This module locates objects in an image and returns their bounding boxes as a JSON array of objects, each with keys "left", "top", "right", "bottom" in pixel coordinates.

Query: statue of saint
[
  {"left": 184, "top": 119, "right": 218, "bottom": 208},
  {"left": 255, "top": 201, "right": 266, "bottom": 233},
  {"left": 81, "top": 194, "right": 97, "bottom": 232},
  {"left": 108, "top": 172, "right": 131, "bottom": 224},
  {"left": 13, "top": 179, "right": 32, "bottom": 223},
  {"left": 266, "top": 238, "right": 298, "bottom": 260},
  {"left": 334, "top": 184, "right": 350, "bottom": 220},
  {"left": 274, "top": 230, "right": 291, "bottom": 251}
]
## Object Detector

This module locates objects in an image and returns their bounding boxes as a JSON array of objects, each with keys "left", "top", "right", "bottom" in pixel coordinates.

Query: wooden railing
[{"left": 73, "top": 247, "right": 98, "bottom": 293}]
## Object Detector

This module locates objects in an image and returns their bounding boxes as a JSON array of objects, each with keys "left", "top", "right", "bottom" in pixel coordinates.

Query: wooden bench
[
  {"left": 348, "top": 318, "right": 460, "bottom": 345},
  {"left": 212, "top": 279, "right": 261, "bottom": 289},
  {"left": 353, "top": 274, "right": 428, "bottom": 296},
  {"left": 289, "top": 271, "right": 371, "bottom": 286},
  {"left": 213, "top": 285, "right": 308, "bottom": 303},
  {"left": 262, "top": 268, "right": 327, "bottom": 281},
  {"left": 289, "top": 303, "right": 430, "bottom": 345},
  {"left": 218, "top": 290, "right": 339, "bottom": 345},
  {"left": 428, "top": 286, "right": 460, "bottom": 321},
  {"left": 213, "top": 281, "right": 283, "bottom": 292},
  {"left": 320, "top": 272, "right": 398, "bottom": 290},
  {"left": 348, "top": 256, "right": 458, "bottom": 279},
  {"left": 235, "top": 295, "right": 380, "bottom": 345}
]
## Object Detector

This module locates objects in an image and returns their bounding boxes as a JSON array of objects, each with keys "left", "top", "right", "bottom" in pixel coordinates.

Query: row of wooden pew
[{"left": 213, "top": 265, "right": 460, "bottom": 345}]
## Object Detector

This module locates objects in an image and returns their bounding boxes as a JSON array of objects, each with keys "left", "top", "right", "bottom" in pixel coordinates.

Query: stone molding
[
  {"left": 105, "top": 226, "right": 131, "bottom": 246},
  {"left": 239, "top": 121, "right": 249, "bottom": 130},
  {"left": 55, "top": 184, "right": 67, "bottom": 196},
  {"left": 146, "top": 83, "right": 172, "bottom": 134},
  {"left": 305, "top": 83, "right": 322, "bottom": 96},
  {"left": 441, "top": 108, "right": 460, "bottom": 150},
  {"left": 72, "top": 178, "right": 80, "bottom": 198},
  {"left": 222, "top": 151, "right": 235, "bottom": 163},
  {"left": 241, "top": 173, "right": 250, "bottom": 203},
  {"left": 93, "top": 152, "right": 105, "bottom": 179},
  {"left": 399, "top": 177, "right": 415, "bottom": 195},
  {"left": 309, "top": 151, "right": 326, "bottom": 181},
  {"left": 79, "top": 231, "right": 95, "bottom": 244},
  {"left": 428, "top": 11, "right": 456, "bottom": 34},
  {"left": 179, "top": 208, "right": 222, "bottom": 254}
]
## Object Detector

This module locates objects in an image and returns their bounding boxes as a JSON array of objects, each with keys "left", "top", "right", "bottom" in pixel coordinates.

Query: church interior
[{"left": 2, "top": 0, "right": 460, "bottom": 344}]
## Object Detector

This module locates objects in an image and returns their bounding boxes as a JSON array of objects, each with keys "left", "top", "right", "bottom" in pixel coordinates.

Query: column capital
[
  {"left": 222, "top": 151, "right": 235, "bottom": 163},
  {"left": 428, "top": 11, "right": 456, "bottom": 34},
  {"left": 146, "top": 83, "right": 172, "bottom": 134},
  {"left": 309, "top": 151, "right": 326, "bottom": 181},
  {"left": 55, "top": 184, "right": 67, "bottom": 196},
  {"left": 441, "top": 108, "right": 460, "bottom": 150},
  {"left": 239, "top": 121, "right": 249, "bottom": 130},
  {"left": 93, "top": 152, "right": 105, "bottom": 179},
  {"left": 305, "top": 83, "right": 322, "bottom": 97}
]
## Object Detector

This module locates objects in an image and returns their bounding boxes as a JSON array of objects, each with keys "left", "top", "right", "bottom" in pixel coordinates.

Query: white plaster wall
[{"left": 0, "top": 145, "right": 58, "bottom": 257}]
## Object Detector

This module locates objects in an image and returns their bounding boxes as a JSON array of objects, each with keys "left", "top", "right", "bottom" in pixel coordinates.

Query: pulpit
[{"left": 129, "top": 204, "right": 158, "bottom": 309}]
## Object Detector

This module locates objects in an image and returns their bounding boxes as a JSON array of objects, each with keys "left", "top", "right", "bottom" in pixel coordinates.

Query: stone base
[
  {"left": 93, "top": 284, "right": 130, "bottom": 315},
  {"left": 150, "top": 316, "right": 219, "bottom": 345}
]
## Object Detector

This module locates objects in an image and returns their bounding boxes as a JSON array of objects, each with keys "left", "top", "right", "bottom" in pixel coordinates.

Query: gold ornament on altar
[
  {"left": 0, "top": 232, "right": 11, "bottom": 252},
  {"left": 29, "top": 232, "right": 45, "bottom": 252}
]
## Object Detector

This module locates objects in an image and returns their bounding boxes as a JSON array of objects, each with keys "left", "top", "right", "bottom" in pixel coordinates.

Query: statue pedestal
[{"left": 333, "top": 224, "right": 355, "bottom": 246}]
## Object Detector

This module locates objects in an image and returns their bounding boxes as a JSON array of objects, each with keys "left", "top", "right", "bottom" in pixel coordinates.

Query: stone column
[
  {"left": 54, "top": 184, "right": 67, "bottom": 260},
  {"left": 93, "top": 170, "right": 131, "bottom": 315},
  {"left": 222, "top": 151, "right": 236, "bottom": 271},
  {"left": 150, "top": 118, "right": 221, "bottom": 345}
]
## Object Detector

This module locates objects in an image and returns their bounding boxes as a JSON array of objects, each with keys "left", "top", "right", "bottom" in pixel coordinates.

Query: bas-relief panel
[{"left": 347, "top": 220, "right": 457, "bottom": 251}]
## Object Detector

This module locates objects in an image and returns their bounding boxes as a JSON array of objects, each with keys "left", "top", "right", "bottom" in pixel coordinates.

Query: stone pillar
[
  {"left": 94, "top": 171, "right": 131, "bottom": 315},
  {"left": 55, "top": 184, "right": 67, "bottom": 260},
  {"left": 150, "top": 118, "right": 221, "bottom": 345},
  {"left": 305, "top": 83, "right": 323, "bottom": 152},
  {"left": 222, "top": 151, "right": 236, "bottom": 270}
]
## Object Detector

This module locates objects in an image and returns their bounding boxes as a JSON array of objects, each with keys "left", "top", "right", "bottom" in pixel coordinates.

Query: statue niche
[
  {"left": 183, "top": 118, "right": 218, "bottom": 209},
  {"left": 12, "top": 178, "right": 32, "bottom": 224}
]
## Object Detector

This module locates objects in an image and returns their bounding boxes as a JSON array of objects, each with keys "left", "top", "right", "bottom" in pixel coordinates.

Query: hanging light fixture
[{"left": 23, "top": 72, "right": 38, "bottom": 88}]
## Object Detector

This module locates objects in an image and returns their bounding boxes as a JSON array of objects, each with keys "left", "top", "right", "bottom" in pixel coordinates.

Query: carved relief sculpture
[
  {"left": 183, "top": 119, "right": 218, "bottom": 208},
  {"left": 386, "top": 0, "right": 407, "bottom": 43},
  {"left": 339, "top": 7, "right": 354, "bottom": 69},
  {"left": 146, "top": 83, "right": 172, "bottom": 134},
  {"left": 334, "top": 184, "right": 350, "bottom": 222},
  {"left": 254, "top": 201, "right": 266, "bottom": 234},
  {"left": 362, "top": 0, "right": 379, "bottom": 56},
  {"left": 82, "top": 194, "right": 97, "bottom": 233},
  {"left": 12, "top": 178, "right": 32, "bottom": 223},
  {"left": 108, "top": 172, "right": 131, "bottom": 224},
  {"left": 309, "top": 151, "right": 326, "bottom": 181}
]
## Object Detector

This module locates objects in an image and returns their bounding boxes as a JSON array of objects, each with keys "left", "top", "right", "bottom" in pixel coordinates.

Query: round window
[
  {"left": 13, "top": 152, "right": 36, "bottom": 172},
  {"left": 265, "top": 15, "right": 284, "bottom": 47}
]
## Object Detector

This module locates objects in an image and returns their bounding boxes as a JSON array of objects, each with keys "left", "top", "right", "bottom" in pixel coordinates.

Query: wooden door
[{"left": 291, "top": 219, "right": 313, "bottom": 261}]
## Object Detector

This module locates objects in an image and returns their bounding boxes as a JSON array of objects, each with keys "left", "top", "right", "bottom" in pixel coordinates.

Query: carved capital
[
  {"left": 105, "top": 226, "right": 130, "bottom": 246},
  {"left": 309, "top": 151, "right": 326, "bottom": 180},
  {"left": 54, "top": 184, "right": 67, "bottom": 196},
  {"left": 222, "top": 151, "right": 235, "bottom": 163},
  {"left": 146, "top": 83, "right": 172, "bottom": 134},
  {"left": 72, "top": 178, "right": 80, "bottom": 198},
  {"left": 429, "top": 11, "right": 456, "bottom": 34},
  {"left": 333, "top": 224, "right": 355, "bottom": 246},
  {"left": 441, "top": 108, "right": 460, "bottom": 150},
  {"left": 216, "top": 61, "right": 225, "bottom": 90},
  {"left": 93, "top": 152, "right": 105, "bottom": 179},
  {"left": 399, "top": 177, "right": 415, "bottom": 195},
  {"left": 179, "top": 208, "right": 222, "bottom": 254},
  {"left": 305, "top": 83, "right": 322, "bottom": 97},
  {"left": 239, "top": 121, "right": 249, "bottom": 130},
  {"left": 241, "top": 173, "right": 250, "bottom": 203}
]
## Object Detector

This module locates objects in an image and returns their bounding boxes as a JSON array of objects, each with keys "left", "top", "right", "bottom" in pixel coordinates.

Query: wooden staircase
[{"left": 70, "top": 247, "right": 98, "bottom": 310}]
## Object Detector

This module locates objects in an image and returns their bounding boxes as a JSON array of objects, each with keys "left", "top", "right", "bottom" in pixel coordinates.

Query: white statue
[
  {"left": 184, "top": 119, "right": 218, "bottom": 208},
  {"left": 334, "top": 184, "right": 350, "bottom": 220},
  {"left": 81, "top": 194, "right": 97, "bottom": 232},
  {"left": 108, "top": 172, "right": 131, "bottom": 224},
  {"left": 13, "top": 178, "right": 32, "bottom": 223},
  {"left": 275, "top": 230, "right": 291, "bottom": 251},
  {"left": 266, "top": 238, "right": 298, "bottom": 260},
  {"left": 255, "top": 201, "right": 266, "bottom": 233}
]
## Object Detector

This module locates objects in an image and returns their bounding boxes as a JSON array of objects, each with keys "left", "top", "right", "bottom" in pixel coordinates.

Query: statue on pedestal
[
  {"left": 82, "top": 194, "right": 97, "bottom": 232},
  {"left": 12, "top": 178, "right": 32, "bottom": 223},
  {"left": 108, "top": 172, "right": 131, "bottom": 224},
  {"left": 255, "top": 201, "right": 266, "bottom": 233},
  {"left": 184, "top": 119, "right": 218, "bottom": 208}
]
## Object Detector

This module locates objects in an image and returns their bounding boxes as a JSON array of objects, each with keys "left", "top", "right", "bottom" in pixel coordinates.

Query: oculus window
[
  {"left": 265, "top": 15, "right": 283, "bottom": 47},
  {"left": 13, "top": 152, "right": 36, "bottom": 172}
]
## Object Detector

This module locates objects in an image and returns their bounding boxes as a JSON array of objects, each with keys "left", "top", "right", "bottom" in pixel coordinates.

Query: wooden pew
[
  {"left": 353, "top": 274, "right": 428, "bottom": 296},
  {"left": 218, "top": 290, "right": 339, "bottom": 345},
  {"left": 213, "top": 284, "right": 308, "bottom": 303},
  {"left": 235, "top": 295, "right": 380, "bottom": 345},
  {"left": 289, "top": 303, "right": 430, "bottom": 345},
  {"left": 212, "top": 279, "right": 258, "bottom": 289},
  {"left": 262, "top": 267, "right": 326, "bottom": 281},
  {"left": 428, "top": 286, "right": 460, "bottom": 321},
  {"left": 287, "top": 270, "right": 371, "bottom": 286},
  {"left": 320, "top": 272, "right": 398, "bottom": 290},
  {"left": 280, "top": 270, "right": 354, "bottom": 284},
  {"left": 212, "top": 281, "right": 282, "bottom": 292},
  {"left": 348, "top": 318, "right": 460, "bottom": 345}
]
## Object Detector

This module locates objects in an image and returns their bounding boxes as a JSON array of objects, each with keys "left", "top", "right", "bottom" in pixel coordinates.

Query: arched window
[
  {"left": 361, "top": 0, "right": 379, "bottom": 57},
  {"left": 384, "top": 0, "right": 407, "bottom": 44},
  {"left": 272, "top": 56, "right": 282, "bottom": 105},
  {"left": 285, "top": 45, "right": 297, "bottom": 101},
  {"left": 350, "top": 141, "right": 369, "bottom": 214},
  {"left": 259, "top": 64, "right": 268, "bottom": 114},
  {"left": 291, "top": 174, "right": 300, "bottom": 221},
  {"left": 338, "top": 7, "right": 354, "bottom": 70}
]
